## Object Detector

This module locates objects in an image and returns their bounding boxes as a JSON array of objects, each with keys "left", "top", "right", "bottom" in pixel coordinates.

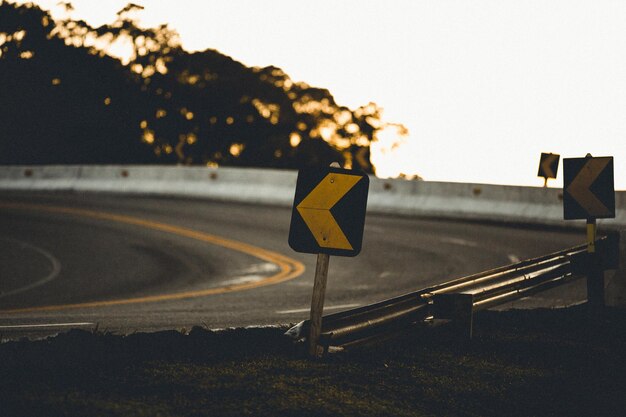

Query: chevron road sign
[
  {"left": 563, "top": 155, "right": 615, "bottom": 220},
  {"left": 289, "top": 166, "right": 369, "bottom": 256},
  {"left": 538, "top": 152, "right": 560, "bottom": 179}
]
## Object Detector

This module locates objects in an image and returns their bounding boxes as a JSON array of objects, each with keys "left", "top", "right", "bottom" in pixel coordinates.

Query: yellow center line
[{"left": 0, "top": 202, "right": 305, "bottom": 314}]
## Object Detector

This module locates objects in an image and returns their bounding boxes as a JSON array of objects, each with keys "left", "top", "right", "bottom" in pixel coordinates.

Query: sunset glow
[{"left": 15, "top": 0, "right": 626, "bottom": 189}]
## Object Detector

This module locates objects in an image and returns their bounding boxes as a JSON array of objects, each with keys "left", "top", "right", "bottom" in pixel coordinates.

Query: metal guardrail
[{"left": 285, "top": 234, "right": 620, "bottom": 349}]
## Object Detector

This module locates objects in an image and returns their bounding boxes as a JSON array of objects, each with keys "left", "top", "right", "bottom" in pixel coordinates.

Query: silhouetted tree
[
  {"left": 0, "top": 1, "right": 156, "bottom": 164},
  {"left": 0, "top": 1, "right": 408, "bottom": 172}
]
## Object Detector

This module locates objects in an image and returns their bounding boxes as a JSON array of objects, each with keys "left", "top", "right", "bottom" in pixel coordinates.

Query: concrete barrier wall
[{"left": 0, "top": 164, "right": 625, "bottom": 228}]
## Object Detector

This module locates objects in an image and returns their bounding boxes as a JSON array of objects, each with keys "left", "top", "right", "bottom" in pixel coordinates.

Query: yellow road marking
[{"left": 0, "top": 202, "right": 305, "bottom": 313}]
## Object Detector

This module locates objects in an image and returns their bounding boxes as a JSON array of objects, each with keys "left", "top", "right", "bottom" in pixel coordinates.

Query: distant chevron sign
[
  {"left": 538, "top": 152, "right": 560, "bottom": 179},
  {"left": 289, "top": 167, "right": 369, "bottom": 256},
  {"left": 563, "top": 156, "right": 615, "bottom": 220}
]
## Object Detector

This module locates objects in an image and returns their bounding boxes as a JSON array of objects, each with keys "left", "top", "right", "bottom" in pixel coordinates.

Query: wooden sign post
[
  {"left": 288, "top": 162, "right": 369, "bottom": 357},
  {"left": 309, "top": 251, "right": 330, "bottom": 356}
]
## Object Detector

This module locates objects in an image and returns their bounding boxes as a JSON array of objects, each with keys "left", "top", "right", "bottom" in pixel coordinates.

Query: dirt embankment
[{"left": 1, "top": 306, "right": 625, "bottom": 417}]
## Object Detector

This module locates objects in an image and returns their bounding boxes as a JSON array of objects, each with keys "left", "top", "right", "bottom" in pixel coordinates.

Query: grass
[{"left": 1, "top": 306, "right": 625, "bottom": 417}]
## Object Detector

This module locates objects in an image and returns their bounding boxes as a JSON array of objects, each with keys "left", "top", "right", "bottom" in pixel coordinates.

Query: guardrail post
[
  {"left": 606, "top": 230, "right": 625, "bottom": 307},
  {"left": 586, "top": 219, "right": 605, "bottom": 316},
  {"left": 432, "top": 293, "right": 474, "bottom": 340},
  {"left": 587, "top": 256, "right": 604, "bottom": 319}
]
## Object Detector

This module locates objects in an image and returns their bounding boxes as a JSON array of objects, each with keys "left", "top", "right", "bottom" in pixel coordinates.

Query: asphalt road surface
[{"left": 0, "top": 192, "right": 585, "bottom": 340}]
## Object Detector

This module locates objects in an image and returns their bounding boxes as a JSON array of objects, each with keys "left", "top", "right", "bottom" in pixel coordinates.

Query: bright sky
[{"left": 25, "top": 0, "right": 626, "bottom": 189}]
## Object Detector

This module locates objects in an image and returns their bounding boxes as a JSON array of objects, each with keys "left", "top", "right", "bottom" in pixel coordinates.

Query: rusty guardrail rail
[{"left": 285, "top": 234, "right": 620, "bottom": 350}]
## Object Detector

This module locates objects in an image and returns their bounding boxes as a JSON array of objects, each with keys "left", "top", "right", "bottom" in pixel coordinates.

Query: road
[{"left": 0, "top": 192, "right": 585, "bottom": 340}]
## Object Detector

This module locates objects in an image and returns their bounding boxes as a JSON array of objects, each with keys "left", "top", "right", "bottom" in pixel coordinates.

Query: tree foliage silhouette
[{"left": 0, "top": 2, "right": 408, "bottom": 172}]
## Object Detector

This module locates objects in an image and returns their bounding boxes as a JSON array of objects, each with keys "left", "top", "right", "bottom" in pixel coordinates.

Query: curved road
[{"left": 0, "top": 192, "right": 584, "bottom": 340}]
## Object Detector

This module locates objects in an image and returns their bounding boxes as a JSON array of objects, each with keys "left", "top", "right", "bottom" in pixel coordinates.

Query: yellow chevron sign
[
  {"left": 538, "top": 152, "right": 560, "bottom": 179},
  {"left": 563, "top": 156, "right": 615, "bottom": 220},
  {"left": 297, "top": 173, "right": 362, "bottom": 250},
  {"left": 289, "top": 167, "right": 369, "bottom": 256}
]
